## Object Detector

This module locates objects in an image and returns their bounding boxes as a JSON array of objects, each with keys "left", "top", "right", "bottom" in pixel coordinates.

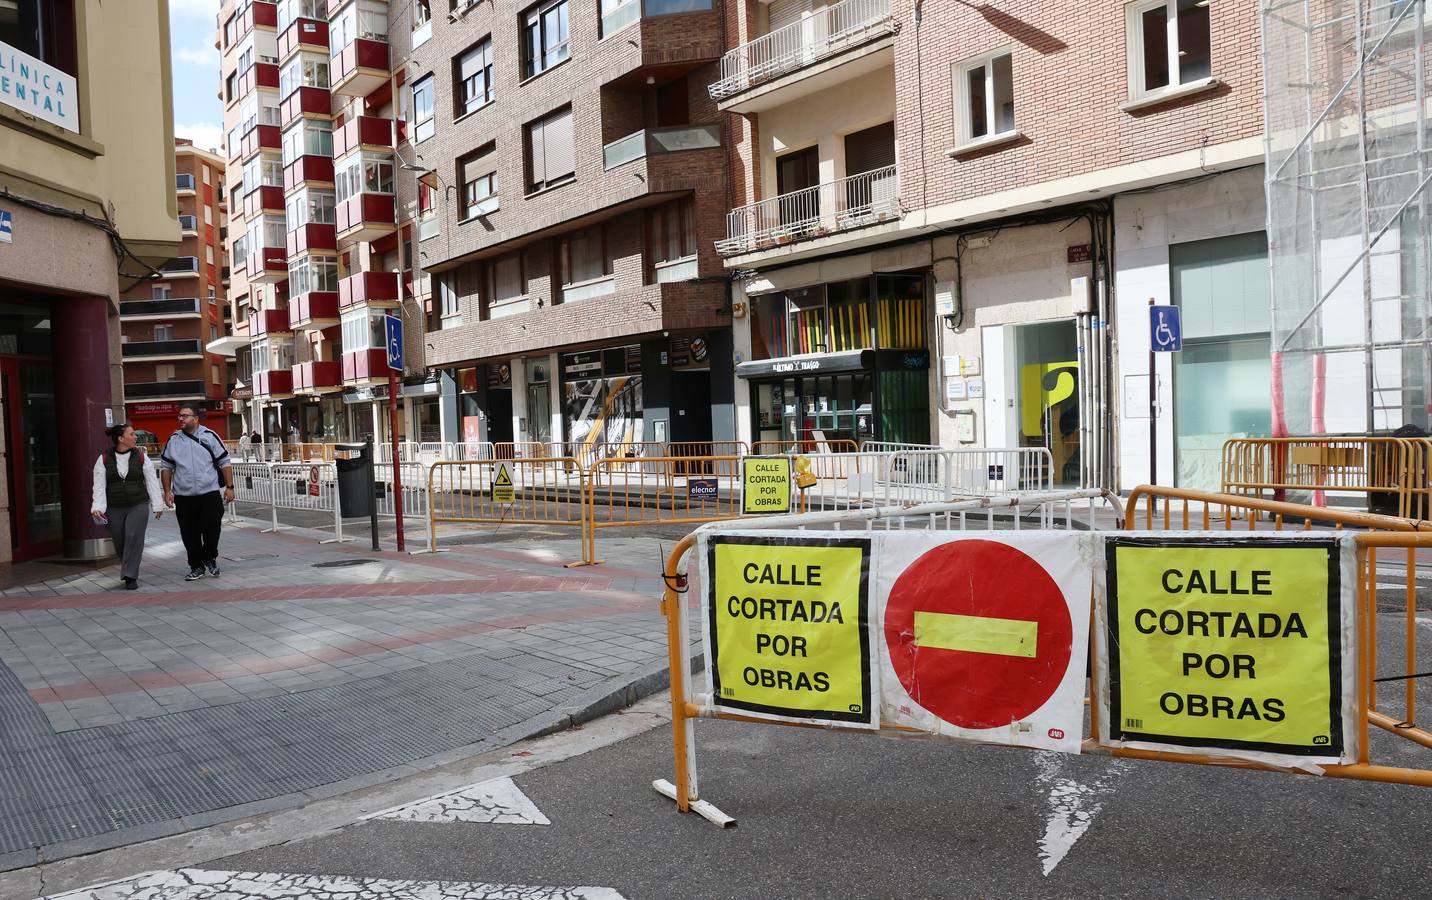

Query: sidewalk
[{"left": 0, "top": 513, "right": 684, "bottom": 871}]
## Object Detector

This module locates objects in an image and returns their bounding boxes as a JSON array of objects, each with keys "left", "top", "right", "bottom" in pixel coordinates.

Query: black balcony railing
[
  {"left": 160, "top": 257, "right": 200, "bottom": 274},
  {"left": 126, "top": 380, "right": 205, "bottom": 399},
  {"left": 121, "top": 340, "right": 204, "bottom": 358},
  {"left": 119, "top": 298, "right": 201, "bottom": 318}
]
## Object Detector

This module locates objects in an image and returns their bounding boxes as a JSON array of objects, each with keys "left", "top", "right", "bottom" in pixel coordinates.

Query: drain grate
[{"left": 312, "top": 558, "right": 380, "bottom": 568}]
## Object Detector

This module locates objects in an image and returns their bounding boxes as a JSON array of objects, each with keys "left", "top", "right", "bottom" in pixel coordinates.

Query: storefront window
[
  {"left": 560, "top": 345, "right": 643, "bottom": 449},
  {"left": 750, "top": 275, "right": 924, "bottom": 360},
  {"left": 874, "top": 275, "right": 925, "bottom": 350},
  {"left": 750, "top": 293, "right": 788, "bottom": 360}
]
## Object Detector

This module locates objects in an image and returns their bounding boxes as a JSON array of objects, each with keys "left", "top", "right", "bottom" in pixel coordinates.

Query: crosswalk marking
[
  {"left": 365, "top": 776, "right": 551, "bottom": 825},
  {"left": 46, "top": 869, "right": 626, "bottom": 899}
]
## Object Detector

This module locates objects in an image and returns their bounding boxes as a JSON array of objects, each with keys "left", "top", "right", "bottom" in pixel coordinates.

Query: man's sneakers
[
  {"left": 185, "top": 566, "right": 205, "bottom": 581},
  {"left": 205, "top": 560, "right": 221, "bottom": 578}
]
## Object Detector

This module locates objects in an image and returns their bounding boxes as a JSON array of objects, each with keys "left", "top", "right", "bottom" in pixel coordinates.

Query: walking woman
[{"left": 91, "top": 423, "right": 167, "bottom": 590}]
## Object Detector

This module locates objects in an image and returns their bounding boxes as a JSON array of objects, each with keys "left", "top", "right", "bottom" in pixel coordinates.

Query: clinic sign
[{"left": 0, "top": 41, "right": 79, "bottom": 133}]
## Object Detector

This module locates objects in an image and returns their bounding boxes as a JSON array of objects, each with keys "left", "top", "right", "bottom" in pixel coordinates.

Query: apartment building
[
  {"left": 220, "top": 0, "right": 420, "bottom": 444},
  {"left": 118, "top": 140, "right": 236, "bottom": 441},
  {"left": 409, "top": 0, "right": 732, "bottom": 451},
  {"left": 0, "top": 1, "right": 181, "bottom": 561},
  {"left": 718, "top": 0, "right": 1266, "bottom": 491}
]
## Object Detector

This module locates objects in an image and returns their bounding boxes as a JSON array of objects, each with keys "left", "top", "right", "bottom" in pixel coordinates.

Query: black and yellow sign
[
  {"left": 492, "top": 462, "right": 514, "bottom": 504},
  {"left": 742, "top": 456, "right": 791, "bottom": 514},
  {"left": 1106, "top": 536, "right": 1345, "bottom": 757},
  {"left": 706, "top": 535, "right": 873, "bottom": 726}
]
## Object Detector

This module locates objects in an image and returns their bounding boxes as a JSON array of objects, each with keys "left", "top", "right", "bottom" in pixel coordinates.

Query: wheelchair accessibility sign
[{"left": 1150, "top": 305, "right": 1182, "bottom": 352}]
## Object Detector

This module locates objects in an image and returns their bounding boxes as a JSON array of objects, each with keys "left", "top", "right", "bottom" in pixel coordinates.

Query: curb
[{"left": 7, "top": 653, "right": 702, "bottom": 875}]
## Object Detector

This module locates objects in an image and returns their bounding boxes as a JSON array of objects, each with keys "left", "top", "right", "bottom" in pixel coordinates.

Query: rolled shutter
[{"left": 543, "top": 107, "right": 574, "bottom": 181}]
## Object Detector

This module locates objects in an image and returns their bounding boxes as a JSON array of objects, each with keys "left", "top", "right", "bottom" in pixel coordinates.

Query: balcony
[
  {"left": 241, "top": 123, "right": 281, "bottom": 160},
  {"left": 243, "top": 184, "right": 284, "bottom": 221},
  {"left": 178, "top": 214, "right": 198, "bottom": 234},
  {"left": 127, "top": 380, "right": 206, "bottom": 400},
  {"left": 332, "top": 115, "right": 391, "bottom": 159},
  {"left": 253, "top": 368, "right": 294, "bottom": 398},
  {"left": 245, "top": 245, "right": 288, "bottom": 283},
  {"left": 336, "top": 193, "right": 396, "bottom": 246},
  {"left": 292, "top": 360, "right": 342, "bottom": 393},
  {"left": 237, "top": 63, "right": 280, "bottom": 99},
  {"left": 249, "top": 307, "right": 293, "bottom": 337},
  {"left": 288, "top": 290, "right": 339, "bottom": 330},
  {"left": 709, "top": 0, "right": 896, "bottom": 113},
  {"left": 280, "top": 85, "right": 331, "bottom": 126},
  {"left": 121, "top": 340, "right": 205, "bottom": 361},
  {"left": 602, "top": 124, "right": 721, "bottom": 171},
  {"left": 338, "top": 271, "right": 398, "bottom": 310},
  {"left": 239, "top": 0, "right": 278, "bottom": 39},
  {"left": 278, "top": 17, "right": 329, "bottom": 60},
  {"left": 342, "top": 348, "right": 390, "bottom": 385},
  {"left": 159, "top": 257, "right": 201, "bottom": 278},
  {"left": 284, "top": 154, "right": 335, "bottom": 192},
  {"left": 119, "top": 298, "right": 202, "bottom": 319},
  {"left": 331, "top": 37, "right": 389, "bottom": 98},
  {"left": 286, "top": 223, "right": 338, "bottom": 258},
  {"left": 717, "top": 165, "right": 900, "bottom": 256}
]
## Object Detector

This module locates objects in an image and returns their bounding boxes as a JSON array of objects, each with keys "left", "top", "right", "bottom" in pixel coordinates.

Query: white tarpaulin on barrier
[
  {"left": 697, "top": 529, "right": 1095, "bottom": 751},
  {"left": 1094, "top": 532, "right": 1358, "bottom": 769},
  {"left": 875, "top": 531, "right": 1096, "bottom": 755}
]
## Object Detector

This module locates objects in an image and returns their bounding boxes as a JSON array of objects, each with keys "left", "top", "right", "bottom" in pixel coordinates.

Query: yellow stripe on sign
[{"left": 913, "top": 611, "right": 1039, "bottom": 658}]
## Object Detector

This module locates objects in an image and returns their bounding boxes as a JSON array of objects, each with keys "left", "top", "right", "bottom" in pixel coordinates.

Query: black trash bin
[
  {"left": 1370, "top": 423, "right": 1428, "bottom": 516},
  {"left": 334, "top": 439, "right": 376, "bottom": 519}
]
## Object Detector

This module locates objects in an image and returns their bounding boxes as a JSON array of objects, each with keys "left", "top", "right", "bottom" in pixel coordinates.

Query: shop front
[
  {"left": 560, "top": 345, "right": 645, "bottom": 450},
  {"left": 739, "top": 273, "right": 930, "bottom": 447}
]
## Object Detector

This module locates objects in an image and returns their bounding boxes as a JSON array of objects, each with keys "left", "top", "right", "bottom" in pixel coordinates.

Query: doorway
[
  {"left": 1014, "top": 320, "right": 1080, "bottom": 487},
  {"left": 776, "top": 146, "right": 820, "bottom": 227},
  {"left": 2, "top": 357, "right": 62, "bottom": 561},
  {"left": 487, "top": 388, "right": 513, "bottom": 444},
  {"left": 670, "top": 371, "right": 712, "bottom": 449}
]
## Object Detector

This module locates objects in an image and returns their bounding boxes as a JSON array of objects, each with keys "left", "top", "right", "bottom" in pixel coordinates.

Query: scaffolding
[{"left": 1264, "top": 0, "right": 1432, "bottom": 436}]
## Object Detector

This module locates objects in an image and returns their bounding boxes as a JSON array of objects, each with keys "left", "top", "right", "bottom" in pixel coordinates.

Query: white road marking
[
  {"left": 45, "top": 868, "right": 627, "bottom": 899},
  {"left": 364, "top": 776, "right": 550, "bottom": 825},
  {"left": 1033, "top": 753, "right": 1127, "bottom": 877}
]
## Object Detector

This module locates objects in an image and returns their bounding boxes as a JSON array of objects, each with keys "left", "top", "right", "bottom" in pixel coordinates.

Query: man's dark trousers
[{"left": 174, "top": 491, "right": 224, "bottom": 568}]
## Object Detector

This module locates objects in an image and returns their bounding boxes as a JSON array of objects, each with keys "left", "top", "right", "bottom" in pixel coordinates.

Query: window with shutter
[{"left": 526, "top": 106, "right": 574, "bottom": 192}]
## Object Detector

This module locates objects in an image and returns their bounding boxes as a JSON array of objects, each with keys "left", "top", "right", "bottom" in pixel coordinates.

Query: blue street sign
[
  {"left": 384, "top": 314, "right": 403, "bottom": 371},
  {"left": 1150, "top": 304, "right": 1182, "bottom": 352}
]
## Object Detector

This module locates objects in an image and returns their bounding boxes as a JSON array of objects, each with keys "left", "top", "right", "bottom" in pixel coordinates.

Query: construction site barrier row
[
  {"left": 229, "top": 459, "right": 427, "bottom": 543},
  {"left": 1222, "top": 435, "right": 1432, "bottom": 519},
  {"left": 651, "top": 485, "right": 1432, "bottom": 827}
]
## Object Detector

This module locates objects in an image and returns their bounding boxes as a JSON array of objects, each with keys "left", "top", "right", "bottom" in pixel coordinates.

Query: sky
[{"left": 168, "top": 0, "right": 225, "bottom": 155}]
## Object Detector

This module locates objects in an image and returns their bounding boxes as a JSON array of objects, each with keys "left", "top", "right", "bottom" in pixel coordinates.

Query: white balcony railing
[
  {"left": 709, "top": 0, "right": 896, "bottom": 101},
  {"left": 716, "top": 164, "right": 899, "bottom": 256}
]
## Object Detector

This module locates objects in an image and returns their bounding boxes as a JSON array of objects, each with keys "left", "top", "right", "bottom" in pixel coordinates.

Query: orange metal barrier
[
  {"left": 426, "top": 458, "right": 590, "bottom": 562},
  {"left": 1118, "top": 485, "right": 1432, "bottom": 784},
  {"left": 583, "top": 455, "right": 746, "bottom": 563},
  {"left": 751, "top": 438, "right": 859, "bottom": 456},
  {"left": 1221, "top": 436, "right": 1431, "bottom": 519}
]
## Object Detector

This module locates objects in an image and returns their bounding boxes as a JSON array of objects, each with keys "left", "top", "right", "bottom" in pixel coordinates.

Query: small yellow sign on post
[
  {"left": 742, "top": 456, "right": 791, "bottom": 514},
  {"left": 1105, "top": 536, "right": 1348, "bottom": 760},
  {"left": 492, "top": 462, "right": 515, "bottom": 504},
  {"left": 706, "top": 534, "right": 873, "bottom": 726}
]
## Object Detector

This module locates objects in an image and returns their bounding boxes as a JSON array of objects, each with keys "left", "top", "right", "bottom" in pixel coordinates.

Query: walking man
[{"left": 159, "top": 407, "right": 235, "bottom": 581}]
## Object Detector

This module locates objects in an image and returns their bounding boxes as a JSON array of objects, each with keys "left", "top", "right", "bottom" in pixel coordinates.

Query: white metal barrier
[{"left": 268, "top": 462, "right": 349, "bottom": 542}]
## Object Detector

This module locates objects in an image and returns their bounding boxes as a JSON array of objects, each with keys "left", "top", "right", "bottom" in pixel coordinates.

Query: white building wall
[
  {"left": 757, "top": 71, "right": 896, "bottom": 197},
  {"left": 1113, "top": 166, "right": 1267, "bottom": 491}
]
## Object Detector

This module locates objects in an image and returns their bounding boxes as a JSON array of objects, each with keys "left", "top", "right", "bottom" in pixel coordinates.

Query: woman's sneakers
[{"left": 121, "top": 577, "right": 138, "bottom": 591}]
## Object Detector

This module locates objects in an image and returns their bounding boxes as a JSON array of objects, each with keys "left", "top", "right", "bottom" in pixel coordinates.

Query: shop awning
[{"left": 735, "top": 349, "right": 929, "bottom": 379}]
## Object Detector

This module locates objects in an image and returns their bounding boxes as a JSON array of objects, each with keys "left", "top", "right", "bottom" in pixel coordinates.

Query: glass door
[
  {"left": 1015, "top": 320, "right": 1080, "bottom": 487},
  {"left": 2, "top": 358, "right": 62, "bottom": 560}
]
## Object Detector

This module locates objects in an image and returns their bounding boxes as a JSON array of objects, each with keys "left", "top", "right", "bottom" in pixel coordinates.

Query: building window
[
  {"left": 522, "top": 0, "right": 570, "bottom": 80},
  {"left": 280, "top": 53, "right": 330, "bottom": 96},
  {"left": 179, "top": 214, "right": 198, "bottom": 231},
  {"left": 153, "top": 285, "right": 171, "bottom": 300},
  {"left": 157, "top": 364, "right": 177, "bottom": 382},
  {"left": 0, "top": 0, "right": 78, "bottom": 75},
  {"left": 154, "top": 324, "right": 174, "bottom": 342},
  {"left": 525, "top": 105, "right": 574, "bottom": 193},
  {"left": 646, "top": 0, "right": 712, "bottom": 13},
  {"left": 599, "top": 0, "right": 639, "bottom": 37},
  {"left": 202, "top": 165, "right": 212, "bottom": 185},
  {"left": 285, "top": 188, "right": 336, "bottom": 227},
  {"left": 415, "top": 0, "right": 431, "bottom": 26},
  {"left": 340, "top": 308, "right": 386, "bottom": 350},
  {"left": 224, "top": 14, "right": 237, "bottom": 48},
  {"left": 206, "top": 246, "right": 216, "bottom": 265},
  {"left": 437, "top": 274, "right": 462, "bottom": 324},
  {"left": 176, "top": 173, "right": 196, "bottom": 191},
  {"left": 335, "top": 152, "right": 394, "bottom": 202},
  {"left": 1126, "top": 0, "right": 1211, "bottom": 100},
  {"left": 458, "top": 144, "right": 498, "bottom": 219},
  {"left": 647, "top": 196, "right": 697, "bottom": 281},
  {"left": 456, "top": 39, "right": 493, "bottom": 116},
  {"left": 329, "top": 0, "right": 389, "bottom": 53},
  {"left": 225, "top": 72, "right": 238, "bottom": 103},
  {"left": 489, "top": 253, "right": 525, "bottom": 304},
  {"left": 411, "top": 74, "right": 435, "bottom": 142},
  {"left": 208, "top": 287, "right": 217, "bottom": 301},
  {"left": 955, "top": 50, "right": 1014, "bottom": 145},
  {"left": 204, "top": 205, "right": 214, "bottom": 225},
  {"left": 244, "top": 155, "right": 284, "bottom": 190},
  {"left": 289, "top": 256, "right": 340, "bottom": 295},
  {"left": 232, "top": 233, "right": 249, "bottom": 270},
  {"left": 282, "top": 119, "right": 333, "bottom": 165},
  {"left": 561, "top": 225, "right": 611, "bottom": 286},
  {"left": 276, "top": 0, "right": 330, "bottom": 30}
]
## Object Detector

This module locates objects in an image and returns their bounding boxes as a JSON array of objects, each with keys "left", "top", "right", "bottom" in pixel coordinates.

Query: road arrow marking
[
  {"left": 46, "top": 869, "right": 625, "bottom": 899},
  {"left": 1033, "top": 752, "right": 1128, "bottom": 876},
  {"left": 364, "top": 776, "right": 551, "bottom": 825}
]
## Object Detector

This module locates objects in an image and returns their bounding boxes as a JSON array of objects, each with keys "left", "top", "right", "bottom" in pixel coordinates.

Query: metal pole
[
  {"left": 389, "top": 369, "right": 406, "bottom": 552},
  {"left": 366, "top": 436, "right": 380, "bottom": 551},
  {"left": 1148, "top": 298, "right": 1158, "bottom": 498}
]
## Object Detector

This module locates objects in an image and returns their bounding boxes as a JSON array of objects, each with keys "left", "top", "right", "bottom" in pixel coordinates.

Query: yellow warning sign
[
  {"left": 706, "top": 534, "right": 873, "bottom": 726},
  {"left": 492, "top": 462, "right": 514, "bottom": 504},
  {"left": 1105, "top": 537, "right": 1346, "bottom": 758},
  {"left": 742, "top": 456, "right": 791, "bottom": 514}
]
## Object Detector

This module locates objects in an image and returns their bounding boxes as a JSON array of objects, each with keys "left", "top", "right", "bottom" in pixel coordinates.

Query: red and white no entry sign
[{"left": 883, "top": 539, "right": 1073, "bottom": 730}]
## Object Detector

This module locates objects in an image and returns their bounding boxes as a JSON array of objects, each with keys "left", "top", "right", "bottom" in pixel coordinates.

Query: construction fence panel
[
  {"left": 426, "top": 457, "right": 588, "bottom": 555},
  {"left": 1221, "top": 436, "right": 1428, "bottom": 518},
  {"left": 373, "top": 461, "right": 429, "bottom": 519}
]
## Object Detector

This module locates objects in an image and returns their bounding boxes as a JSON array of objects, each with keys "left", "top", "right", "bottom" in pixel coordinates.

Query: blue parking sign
[
  {"left": 385, "top": 315, "right": 403, "bottom": 371},
  {"left": 1150, "top": 305, "right": 1182, "bottom": 352}
]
